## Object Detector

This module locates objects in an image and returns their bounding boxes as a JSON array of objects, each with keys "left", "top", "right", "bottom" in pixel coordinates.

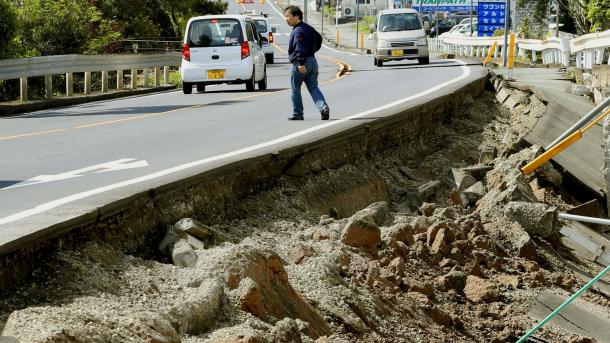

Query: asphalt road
[{"left": 0, "top": 0, "right": 487, "bottom": 252}]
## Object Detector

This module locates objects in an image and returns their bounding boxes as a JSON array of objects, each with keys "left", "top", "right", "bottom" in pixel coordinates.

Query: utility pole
[
  {"left": 469, "top": 0, "right": 473, "bottom": 36},
  {"left": 555, "top": 1, "right": 560, "bottom": 37},
  {"left": 356, "top": 0, "right": 359, "bottom": 48},
  {"left": 502, "top": 0, "right": 509, "bottom": 67},
  {"left": 321, "top": 0, "right": 324, "bottom": 36}
]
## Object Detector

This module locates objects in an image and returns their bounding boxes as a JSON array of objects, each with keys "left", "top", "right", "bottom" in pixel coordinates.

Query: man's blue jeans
[{"left": 290, "top": 57, "right": 328, "bottom": 118}]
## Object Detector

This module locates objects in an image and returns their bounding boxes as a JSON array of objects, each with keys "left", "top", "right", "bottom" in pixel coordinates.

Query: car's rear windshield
[
  {"left": 379, "top": 13, "right": 422, "bottom": 32},
  {"left": 187, "top": 19, "right": 243, "bottom": 47},
  {"left": 254, "top": 19, "right": 267, "bottom": 33}
]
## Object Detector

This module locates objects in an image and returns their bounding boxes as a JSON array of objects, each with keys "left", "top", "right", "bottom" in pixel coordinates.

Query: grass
[{"left": 352, "top": 15, "right": 375, "bottom": 34}]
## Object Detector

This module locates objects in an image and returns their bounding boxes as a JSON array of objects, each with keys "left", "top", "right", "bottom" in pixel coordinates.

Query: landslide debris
[{"left": 1, "top": 90, "right": 608, "bottom": 343}]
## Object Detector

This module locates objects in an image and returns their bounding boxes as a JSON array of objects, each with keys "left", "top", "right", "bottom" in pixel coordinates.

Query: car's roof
[
  {"left": 379, "top": 8, "right": 419, "bottom": 15},
  {"left": 188, "top": 14, "right": 248, "bottom": 22}
]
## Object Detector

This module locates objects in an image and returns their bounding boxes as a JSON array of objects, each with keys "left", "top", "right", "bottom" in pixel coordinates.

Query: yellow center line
[
  {"left": 0, "top": 128, "right": 69, "bottom": 141},
  {"left": 1, "top": 44, "right": 350, "bottom": 141}
]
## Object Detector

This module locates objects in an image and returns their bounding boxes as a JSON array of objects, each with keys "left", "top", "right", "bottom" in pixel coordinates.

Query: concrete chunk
[
  {"left": 495, "top": 88, "right": 510, "bottom": 103},
  {"left": 504, "top": 201, "right": 558, "bottom": 237},
  {"left": 446, "top": 168, "right": 477, "bottom": 191},
  {"left": 171, "top": 239, "right": 198, "bottom": 268},
  {"left": 417, "top": 180, "right": 442, "bottom": 202},
  {"left": 479, "top": 145, "right": 496, "bottom": 163},
  {"left": 174, "top": 218, "right": 230, "bottom": 245},
  {"left": 460, "top": 166, "right": 493, "bottom": 181}
]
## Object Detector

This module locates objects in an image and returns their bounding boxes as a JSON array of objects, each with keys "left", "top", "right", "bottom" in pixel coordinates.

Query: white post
[
  {"left": 154, "top": 67, "right": 161, "bottom": 86},
  {"left": 101, "top": 70, "right": 108, "bottom": 93},
  {"left": 45, "top": 75, "right": 53, "bottom": 99},
  {"left": 84, "top": 71, "right": 92, "bottom": 95},
  {"left": 164, "top": 66, "right": 170, "bottom": 85},
  {"left": 117, "top": 69, "right": 123, "bottom": 90},
  {"left": 66, "top": 72, "right": 73, "bottom": 96},
  {"left": 143, "top": 68, "right": 149, "bottom": 88},
  {"left": 19, "top": 77, "right": 28, "bottom": 102},
  {"left": 131, "top": 69, "right": 137, "bottom": 89},
  {"left": 532, "top": 50, "right": 536, "bottom": 63}
]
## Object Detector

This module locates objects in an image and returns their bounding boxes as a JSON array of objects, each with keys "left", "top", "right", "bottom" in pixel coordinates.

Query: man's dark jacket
[{"left": 288, "top": 21, "right": 322, "bottom": 66}]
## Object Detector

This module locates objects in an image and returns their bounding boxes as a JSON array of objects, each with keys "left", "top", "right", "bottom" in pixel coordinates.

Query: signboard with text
[
  {"left": 412, "top": 0, "right": 478, "bottom": 12},
  {"left": 477, "top": 1, "right": 506, "bottom": 36}
]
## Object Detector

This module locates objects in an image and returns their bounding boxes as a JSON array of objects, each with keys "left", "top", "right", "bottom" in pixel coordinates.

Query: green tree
[
  {"left": 17, "top": 0, "right": 119, "bottom": 55},
  {"left": 0, "top": 0, "right": 18, "bottom": 59},
  {"left": 587, "top": 0, "right": 610, "bottom": 32}
]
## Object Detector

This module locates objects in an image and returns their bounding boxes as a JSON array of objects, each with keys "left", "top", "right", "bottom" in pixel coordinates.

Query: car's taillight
[
  {"left": 182, "top": 44, "right": 191, "bottom": 62},
  {"left": 269, "top": 31, "right": 273, "bottom": 43},
  {"left": 240, "top": 41, "right": 250, "bottom": 59}
]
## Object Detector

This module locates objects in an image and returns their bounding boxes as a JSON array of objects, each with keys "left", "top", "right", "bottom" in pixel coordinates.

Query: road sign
[{"left": 478, "top": 1, "right": 506, "bottom": 37}]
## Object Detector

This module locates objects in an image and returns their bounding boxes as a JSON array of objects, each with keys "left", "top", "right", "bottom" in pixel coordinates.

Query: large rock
[
  {"left": 446, "top": 168, "right": 477, "bottom": 191},
  {"left": 273, "top": 318, "right": 302, "bottom": 343},
  {"left": 353, "top": 201, "right": 392, "bottom": 226},
  {"left": 463, "top": 276, "right": 499, "bottom": 303},
  {"left": 171, "top": 239, "right": 198, "bottom": 268},
  {"left": 341, "top": 217, "right": 381, "bottom": 250},
  {"left": 504, "top": 201, "right": 557, "bottom": 237},
  {"left": 223, "top": 249, "right": 331, "bottom": 339},
  {"left": 381, "top": 222, "right": 414, "bottom": 247}
]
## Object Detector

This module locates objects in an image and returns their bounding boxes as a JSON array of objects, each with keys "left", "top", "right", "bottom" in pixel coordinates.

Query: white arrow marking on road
[{"left": 4, "top": 158, "right": 149, "bottom": 190}]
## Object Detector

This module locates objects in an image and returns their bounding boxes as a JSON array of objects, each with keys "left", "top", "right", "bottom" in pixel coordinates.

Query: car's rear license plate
[
  {"left": 391, "top": 50, "right": 404, "bottom": 57},
  {"left": 208, "top": 70, "right": 225, "bottom": 79}
]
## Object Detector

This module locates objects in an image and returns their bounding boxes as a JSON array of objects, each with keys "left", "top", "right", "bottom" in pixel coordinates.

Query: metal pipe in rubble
[{"left": 558, "top": 212, "right": 610, "bottom": 226}]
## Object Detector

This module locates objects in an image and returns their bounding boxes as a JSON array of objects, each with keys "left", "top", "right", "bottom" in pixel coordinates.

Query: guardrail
[
  {"left": 429, "top": 29, "right": 610, "bottom": 69},
  {"left": 0, "top": 53, "right": 182, "bottom": 102}
]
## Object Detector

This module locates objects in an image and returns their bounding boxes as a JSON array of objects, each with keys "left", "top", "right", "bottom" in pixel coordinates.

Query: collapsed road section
[{"left": 1, "top": 74, "right": 610, "bottom": 342}]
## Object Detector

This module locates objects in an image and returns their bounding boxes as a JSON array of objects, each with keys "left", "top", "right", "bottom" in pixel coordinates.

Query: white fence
[
  {"left": 429, "top": 29, "right": 610, "bottom": 69},
  {"left": 0, "top": 53, "right": 181, "bottom": 101}
]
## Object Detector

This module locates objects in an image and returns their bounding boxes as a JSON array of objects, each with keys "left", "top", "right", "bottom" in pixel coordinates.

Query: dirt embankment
[{"left": 1, "top": 87, "right": 608, "bottom": 343}]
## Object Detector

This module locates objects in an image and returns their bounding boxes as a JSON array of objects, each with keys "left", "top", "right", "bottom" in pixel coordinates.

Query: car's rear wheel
[
  {"left": 418, "top": 57, "right": 430, "bottom": 65},
  {"left": 265, "top": 54, "right": 274, "bottom": 64},
  {"left": 258, "top": 67, "right": 267, "bottom": 90},
  {"left": 246, "top": 69, "right": 256, "bottom": 92},
  {"left": 375, "top": 58, "right": 383, "bottom": 67},
  {"left": 196, "top": 83, "right": 206, "bottom": 93},
  {"left": 183, "top": 82, "right": 193, "bottom": 94}
]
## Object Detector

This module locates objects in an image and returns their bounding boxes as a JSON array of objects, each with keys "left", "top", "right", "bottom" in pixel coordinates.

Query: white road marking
[
  {"left": 4, "top": 158, "right": 149, "bottom": 190},
  {"left": 0, "top": 62, "right": 472, "bottom": 226}
]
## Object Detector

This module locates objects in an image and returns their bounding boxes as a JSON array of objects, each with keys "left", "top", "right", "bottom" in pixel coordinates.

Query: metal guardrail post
[
  {"left": 154, "top": 67, "right": 161, "bottom": 86},
  {"left": 117, "top": 70, "right": 123, "bottom": 90},
  {"left": 66, "top": 73, "right": 73, "bottom": 96},
  {"left": 20, "top": 77, "right": 27, "bottom": 101},
  {"left": 143, "top": 68, "right": 150, "bottom": 88},
  {"left": 101, "top": 71, "right": 109, "bottom": 93},
  {"left": 84, "top": 72, "right": 92, "bottom": 95},
  {"left": 45, "top": 75, "right": 53, "bottom": 99},
  {"left": 131, "top": 69, "right": 137, "bottom": 89}
]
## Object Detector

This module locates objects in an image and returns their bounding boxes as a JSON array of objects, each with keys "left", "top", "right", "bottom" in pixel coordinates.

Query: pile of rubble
[{"left": 1, "top": 90, "right": 608, "bottom": 342}]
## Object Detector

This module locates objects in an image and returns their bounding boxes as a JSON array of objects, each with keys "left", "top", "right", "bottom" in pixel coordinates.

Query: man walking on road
[{"left": 284, "top": 5, "right": 330, "bottom": 121}]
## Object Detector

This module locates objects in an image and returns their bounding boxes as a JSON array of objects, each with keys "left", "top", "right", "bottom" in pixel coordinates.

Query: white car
[
  {"left": 369, "top": 8, "right": 429, "bottom": 67},
  {"left": 439, "top": 23, "right": 477, "bottom": 37},
  {"left": 248, "top": 14, "right": 275, "bottom": 64},
  {"left": 181, "top": 15, "right": 267, "bottom": 94}
]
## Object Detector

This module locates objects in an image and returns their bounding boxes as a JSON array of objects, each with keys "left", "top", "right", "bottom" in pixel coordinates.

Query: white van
[
  {"left": 369, "top": 9, "right": 429, "bottom": 67},
  {"left": 181, "top": 15, "right": 267, "bottom": 94}
]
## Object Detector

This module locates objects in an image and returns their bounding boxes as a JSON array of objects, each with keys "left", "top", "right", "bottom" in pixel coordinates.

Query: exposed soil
[{"left": 1, "top": 87, "right": 609, "bottom": 343}]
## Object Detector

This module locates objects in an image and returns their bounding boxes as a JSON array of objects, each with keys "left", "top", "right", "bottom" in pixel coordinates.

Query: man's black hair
[{"left": 284, "top": 5, "right": 303, "bottom": 20}]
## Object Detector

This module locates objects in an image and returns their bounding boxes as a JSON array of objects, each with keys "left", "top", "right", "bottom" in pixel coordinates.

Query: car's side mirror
[
  {"left": 369, "top": 24, "right": 376, "bottom": 32},
  {"left": 271, "top": 27, "right": 277, "bottom": 33}
]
